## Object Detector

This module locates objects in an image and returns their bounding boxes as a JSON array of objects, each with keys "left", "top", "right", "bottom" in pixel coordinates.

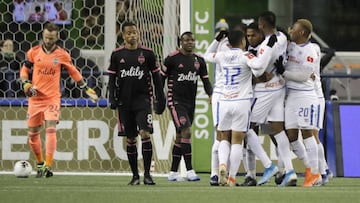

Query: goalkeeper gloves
[
  {"left": 22, "top": 80, "right": 37, "bottom": 97},
  {"left": 85, "top": 87, "right": 99, "bottom": 103}
]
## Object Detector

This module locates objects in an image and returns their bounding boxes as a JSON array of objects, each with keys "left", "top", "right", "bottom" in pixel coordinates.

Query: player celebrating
[
  {"left": 204, "top": 28, "right": 279, "bottom": 186},
  {"left": 275, "top": 19, "right": 322, "bottom": 187},
  {"left": 107, "top": 21, "right": 165, "bottom": 185},
  {"left": 245, "top": 11, "right": 297, "bottom": 186},
  {"left": 20, "top": 22, "right": 98, "bottom": 178},
  {"left": 163, "top": 32, "right": 212, "bottom": 182},
  {"left": 239, "top": 22, "right": 265, "bottom": 186}
]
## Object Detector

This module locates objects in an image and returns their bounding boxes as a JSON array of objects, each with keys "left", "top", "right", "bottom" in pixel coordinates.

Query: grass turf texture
[{"left": 1, "top": 173, "right": 359, "bottom": 203}]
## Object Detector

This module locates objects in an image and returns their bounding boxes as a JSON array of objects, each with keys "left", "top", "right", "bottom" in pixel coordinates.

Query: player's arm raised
[{"left": 203, "top": 30, "right": 227, "bottom": 63}]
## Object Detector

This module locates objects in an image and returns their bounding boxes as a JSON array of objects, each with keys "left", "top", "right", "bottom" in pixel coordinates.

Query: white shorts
[
  {"left": 217, "top": 99, "right": 251, "bottom": 132},
  {"left": 250, "top": 88, "right": 285, "bottom": 124},
  {"left": 316, "top": 97, "right": 325, "bottom": 129},
  {"left": 211, "top": 92, "right": 221, "bottom": 127},
  {"left": 285, "top": 90, "right": 319, "bottom": 130}
]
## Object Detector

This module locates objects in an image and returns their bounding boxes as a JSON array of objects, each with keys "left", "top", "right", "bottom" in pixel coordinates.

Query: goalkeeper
[{"left": 19, "top": 22, "right": 98, "bottom": 178}]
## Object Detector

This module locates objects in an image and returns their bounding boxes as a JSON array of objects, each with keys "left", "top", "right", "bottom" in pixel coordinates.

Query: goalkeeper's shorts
[{"left": 27, "top": 98, "right": 60, "bottom": 127}]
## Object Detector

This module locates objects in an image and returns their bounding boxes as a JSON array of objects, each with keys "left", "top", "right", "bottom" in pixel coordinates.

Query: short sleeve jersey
[
  {"left": 162, "top": 51, "right": 209, "bottom": 105},
  {"left": 24, "top": 45, "right": 83, "bottom": 100},
  {"left": 107, "top": 45, "right": 158, "bottom": 105}
]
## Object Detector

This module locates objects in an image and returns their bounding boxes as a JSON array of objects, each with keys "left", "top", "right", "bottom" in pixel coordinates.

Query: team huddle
[
  {"left": 20, "top": 11, "right": 331, "bottom": 187},
  {"left": 203, "top": 11, "right": 331, "bottom": 187}
]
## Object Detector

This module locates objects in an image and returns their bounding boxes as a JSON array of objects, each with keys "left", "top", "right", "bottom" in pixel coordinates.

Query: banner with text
[{"left": 191, "top": 0, "right": 214, "bottom": 172}]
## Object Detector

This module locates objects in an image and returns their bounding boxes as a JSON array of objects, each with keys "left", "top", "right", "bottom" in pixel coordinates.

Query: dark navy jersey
[
  {"left": 162, "top": 50, "right": 209, "bottom": 105},
  {"left": 107, "top": 45, "right": 160, "bottom": 106}
]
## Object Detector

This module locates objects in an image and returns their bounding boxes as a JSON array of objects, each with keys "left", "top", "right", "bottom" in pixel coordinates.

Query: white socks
[
  {"left": 291, "top": 138, "right": 310, "bottom": 168},
  {"left": 274, "top": 130, "right": 294, "bottom": 173},
  {"left": 210, "top": 140, "right": 220, "bottom": 177},
  {"left": 318, "top": 143, "right": 327, "bottom": 175},
  {"left": 246, "top": 129, "right": 272, "bottom": 168},
  {"left": 303, "top": 136, "right": 319, "bottom": 174},
  {"left": 218, "top": 140, "right": 230, "bottom": 167},
  {"left": 246, "top": 148, "right": 256, "bottom": 178},
  {"left": 228, "top": 144, "right": 243, "bottom": 178}
]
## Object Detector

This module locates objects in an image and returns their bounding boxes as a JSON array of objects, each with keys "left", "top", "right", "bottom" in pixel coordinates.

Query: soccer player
[
  {"left": 208, "top": 24, "right": 233, "bottom": 186},
  {"left": 239, "top": 22, "right": 265, "bottom": 186},
  {"left": 20, "top": 22, "right": 98, "bottom": 178},
  {"left": 246, "top": 11, "right": 297, "bottom": 186},
  {"left": 162, "top": 32, "right": 212, "bottom": 182},
  {"left": 204, "top": 28, "right": 278, "bottom": 186},
  {"left": 275, "top": 19, "right": 322, "bottom": 187},
  {"left": 208, "top": 23, "right": 248, "bottom": 186},
  {"left": 107, "top": 21, "right": 165, "bottom": 185},
  {"left": 204, "top": 29, "right": 253, "bottom": 186}
]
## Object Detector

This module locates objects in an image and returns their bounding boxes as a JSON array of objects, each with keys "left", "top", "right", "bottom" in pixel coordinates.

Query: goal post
[{"left": 0, "top": 0, "right": 185, "bottom": 176}]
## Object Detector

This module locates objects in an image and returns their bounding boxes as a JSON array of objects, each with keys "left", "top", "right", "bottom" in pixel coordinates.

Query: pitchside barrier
[{"left": 0, "top": 97, "right": 310, "bottom": 176}]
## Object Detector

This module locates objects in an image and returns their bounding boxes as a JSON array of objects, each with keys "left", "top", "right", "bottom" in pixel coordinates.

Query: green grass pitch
[{"left": 1, "top": 173, "right": 359, "bottom": 203}]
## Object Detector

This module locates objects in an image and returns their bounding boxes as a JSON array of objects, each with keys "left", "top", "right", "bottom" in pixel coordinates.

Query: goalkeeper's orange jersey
[{"left": 20, "top": 45, "right": 83, "bottom": 100}]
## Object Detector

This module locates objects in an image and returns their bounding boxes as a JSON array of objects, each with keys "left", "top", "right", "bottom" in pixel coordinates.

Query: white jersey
[
  {"left": 204, "top": 41, "right": 253, "bottom": 101},
  {"left": 312, "top": 43, "right": 324, "bottom": 98},
  {"left": 249, "top": 31, "right": 287, "bottom": 91},
  {"left": 285, "top": 41, "right": 319, "bottom": 91}
]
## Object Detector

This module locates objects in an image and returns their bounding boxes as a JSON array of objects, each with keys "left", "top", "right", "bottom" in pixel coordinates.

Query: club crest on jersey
[
  {"left": 307, "top": 56, "right": 314, "bottom": 63},
  {"left": 138, "top": 54, "right": 145, "bottom": 64},
  {"left": 53, "top": 58, "right": 58, "bottom": 65}
]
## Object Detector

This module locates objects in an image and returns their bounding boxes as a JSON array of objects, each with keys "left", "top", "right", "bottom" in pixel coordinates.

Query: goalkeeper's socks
[
  {"left": 127, "top": 139, "right": 139, "bottom": 177},
  {"left": 170, "top": 144, "right": 181, "bottom": 172},
  {"left": 141, "top": 138, "right": 153, "bottom": 175},
  {"left": 180, "top": 138, "right": 193, "bottom": 170},
  {"left": 28, "top": 131, "right": 43, "bottom": 163}
]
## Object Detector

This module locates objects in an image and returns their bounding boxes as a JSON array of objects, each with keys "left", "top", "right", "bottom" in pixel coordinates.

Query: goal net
[{"left": 0, "top": 0, "right": 181, "bottom": 175}]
